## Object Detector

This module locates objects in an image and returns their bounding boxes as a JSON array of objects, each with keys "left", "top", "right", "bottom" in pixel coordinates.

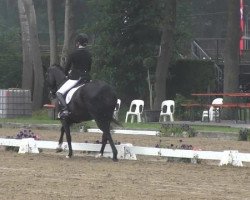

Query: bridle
[{"left": 46, "top": 65, "right": 67, "bottom": 98}]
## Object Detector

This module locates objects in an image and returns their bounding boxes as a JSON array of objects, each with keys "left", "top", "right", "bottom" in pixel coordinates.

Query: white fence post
[
  {"left": 219, "top": 150, "right": 243, "bottom": 167},
  {"left": 18, "top": 138, "right": 39, "bottom": 154}
]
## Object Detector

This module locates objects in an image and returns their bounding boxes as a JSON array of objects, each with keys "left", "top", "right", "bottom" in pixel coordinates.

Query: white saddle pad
[{"left": 65, "top": 85, "right": 84, "bottom": 104}]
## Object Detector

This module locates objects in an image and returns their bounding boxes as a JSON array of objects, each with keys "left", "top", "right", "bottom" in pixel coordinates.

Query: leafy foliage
[
  {"left": 0, "top": 28, "right": 22, "bottom": 88},
  {"left": 86, "top": 0, "right": 163, "bottom": 104},
  {"left": 160, "top": 123, "right": 197, "bottom": 137},
  {"left": 84, "top": 0, "right": 194, "bottom": 105},
  {"left": 174, "top": 1, "right": 193, "bottom": 58},
  {"left": 167, "top": 59, "right": 216, "bottom": 98},
  {"left": 0, "top": 0, "right": 215, "bottom": 108},
  {"left": 0, "top": 1, "right": 22, "bottom": 89},
  {"left": 238, "top": 128, "right": 250, "bottom": 141}
]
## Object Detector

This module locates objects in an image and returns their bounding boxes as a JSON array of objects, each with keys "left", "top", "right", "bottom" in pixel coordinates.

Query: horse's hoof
[
  {"left": 56, "top": 148, "right": 63, "bottom": 153},
  {"left": 95, "top": 153, "right": 102, "bottom": 158},
  {"left": 66, "top": 153, "right": 73, "bottom": 158},
  {"left": 112, "top": 158, "right": 118, "bottom": 162}
]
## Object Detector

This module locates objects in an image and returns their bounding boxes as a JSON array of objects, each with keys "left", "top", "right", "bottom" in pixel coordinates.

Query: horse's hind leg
[
  {"left": 61, "top": 120, "right": 73, "bottom": 158},
  {"left": 96, "top": 120, "right": 118, "bottom": 161},
  {"left": 56, "top": 126, "right": 65, "bottom": 152},
  {"left": 100, "top": 133, "right": 108, "bottom": 155},
  {"left": 106, "top": 131, "right": 118, "bottom": 161}
]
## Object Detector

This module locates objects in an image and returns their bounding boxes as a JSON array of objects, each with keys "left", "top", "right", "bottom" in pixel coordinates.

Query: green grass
[
  {"left": 0, "top": 118, "right": 59, "bottom": 125},
  {"left": 0, "top": 109, "right": 242, "bottom": 133},
  {"left": 119, "top": 122, "right": 161, "bottom": 130},
  {"left": 0, "top": 109, "right": 60, "bottom": 125},
  {"left": 191, "top": 125, "right": 240, "bottom": 133},
  {"left": 123, "top": 123, "right": 239, "bottom": 133}
]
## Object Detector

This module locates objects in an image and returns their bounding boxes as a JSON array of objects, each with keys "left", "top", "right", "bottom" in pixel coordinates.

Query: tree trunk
[
  {"left": 47, "top": 0, "right": 59, "bottom": 66},
  {"left": 223, "top": 0, "right": 241, "bottom": 119},
  {"left": 153, "top": 0, "right": 176, "bottom": 110},
  {"left": 19, "top": 0, "right": 44, "bottom": 110},
  {"left": 223, "top": 0, "right": 241, "bottom": 93},
  {"left": 18, "top": 0, "right": 33, "bottom": 90},
  {"left": 60, "top": 0, "right": 75, "bottom": 66},
  {"left": 28, "top": 0, "right": 44, "bottom": 109}
]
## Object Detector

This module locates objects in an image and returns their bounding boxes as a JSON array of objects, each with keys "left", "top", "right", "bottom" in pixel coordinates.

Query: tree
[
  {"left": 153, "top": 0, "right": 176, "bottom": 109},
  {"left": 0, "top": 28, "right": 22, "bottom": 88},
  {"left": 18, "top": 0, "right": 44, "bottom": 110},
  {"left": 223, "top": 0, "right": 241, "bottom": 93},
  {"left": 190, "top": 0, "right": 228, "bottom": 38},
  {"left": 47, "top": 0, "right": 59, "bottom": 65},
  {"left": 18, "top": 0, "right": 33, "bottom": 90},
  {"left": 60, "top": 0, "right": 75, "bottom": 66},
  {"left": 88, "top": 0, "right": 161, "bottom": 105}
]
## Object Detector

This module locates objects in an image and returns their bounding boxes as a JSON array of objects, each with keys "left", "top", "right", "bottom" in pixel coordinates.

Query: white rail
[
  {"left": 1, "top": 138, "right": 250, "bottom": 167},
  {"left": 87, "top": 128, "right": 159, "bottom": 136}
]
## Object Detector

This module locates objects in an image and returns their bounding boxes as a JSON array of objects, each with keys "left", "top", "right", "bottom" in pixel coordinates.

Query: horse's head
[{"left": 46, "top": 65, "right": 67, "bottom": 97}]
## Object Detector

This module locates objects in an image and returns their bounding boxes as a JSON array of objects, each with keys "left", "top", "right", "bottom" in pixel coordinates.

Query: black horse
[{"left": 46, "top": 65, "right": 118, "bottom": 161}]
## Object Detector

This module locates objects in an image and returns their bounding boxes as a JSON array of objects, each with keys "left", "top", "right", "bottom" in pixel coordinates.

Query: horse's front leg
[
  {"left": 62, "top": 120, "right": 73, "bottom": 158},
  {"left": 56, "top": 126, "right": 65, "bottom": 152}
]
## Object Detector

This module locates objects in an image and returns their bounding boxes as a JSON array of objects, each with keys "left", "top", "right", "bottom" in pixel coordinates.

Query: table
[
  {"left": 191, "top": 92, "right": 250, "bottom": 97},
  {"left": 190, "top": 92, "right": 250, "bottom": 123},
  {"left": 180, "top": 103, "right": 208, "bottom": 121},
  {"left": 227, "top": 93, "right": 250, "bottom": 97},
  {"left": 226, "top": 93, "right": 250, "bottom": 122},
  {"left": 186, "top": 94, "right": 223, "bottom": 122}
]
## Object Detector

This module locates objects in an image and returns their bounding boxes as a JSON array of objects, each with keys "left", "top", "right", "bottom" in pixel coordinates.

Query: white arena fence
[
  {"left": 0, "top": 137, "right": 250, "bottom": 167},
  {"left": 86, "top": 128, "right": 159, "bottom": 136}
]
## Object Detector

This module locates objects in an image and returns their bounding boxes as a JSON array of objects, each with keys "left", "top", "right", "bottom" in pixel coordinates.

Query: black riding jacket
[{"left": 64, "top": 47, "right": 92, "bottom": 80}]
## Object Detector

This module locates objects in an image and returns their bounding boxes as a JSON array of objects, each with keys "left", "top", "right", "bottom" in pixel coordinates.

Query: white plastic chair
[
  {"left": 125, "top": 100, "right": 144, "bottom": 123},
  {"left": 113, "top": 99, "right": 121, "bottom": 120},
  {"left": 159, "top": 100, "right": 175, "bottom": 122},
  {"left": 202, "top": 98, "right": 223, "bottom": 122}
]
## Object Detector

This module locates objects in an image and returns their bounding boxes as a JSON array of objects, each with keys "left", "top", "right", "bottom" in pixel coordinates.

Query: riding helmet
[{"left": 75, "top": 34, "right": 88, "bottom": 45}]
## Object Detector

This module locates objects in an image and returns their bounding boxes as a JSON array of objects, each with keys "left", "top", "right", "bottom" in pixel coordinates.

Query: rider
[{"left": 56, "top": 34, "right": 92, "bottom": 119}]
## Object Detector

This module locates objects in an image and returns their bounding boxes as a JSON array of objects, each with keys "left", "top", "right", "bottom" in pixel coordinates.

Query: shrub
[
  {"left": 167, "top": 59, "right": 216, "bottom": 98},
  {"left": 5, "top": 128, "right": 41, "bottom": 152},
  {"left": 159, "top": 123, "right": 196, "bottom": 137},
  {"left": 238, "top": 128, "right": 250, "bottom": 141}
]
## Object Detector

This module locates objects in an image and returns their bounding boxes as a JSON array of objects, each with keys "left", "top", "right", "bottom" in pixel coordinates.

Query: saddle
[{"left": 64, "top": 79, "right": 91, "bottom": 104}]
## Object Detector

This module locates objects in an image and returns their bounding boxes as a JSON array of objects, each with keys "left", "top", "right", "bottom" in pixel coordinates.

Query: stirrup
[{"left": 58, "top": 110, "right": 70, "bottom": 119}]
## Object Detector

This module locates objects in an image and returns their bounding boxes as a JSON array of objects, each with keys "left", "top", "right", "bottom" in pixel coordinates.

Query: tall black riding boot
[{"left": 56, "top": 92, "right": 69, "bottom": 119}]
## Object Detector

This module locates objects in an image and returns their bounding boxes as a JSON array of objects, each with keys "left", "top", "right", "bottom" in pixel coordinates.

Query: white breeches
[{"left": 57, "top": 79, "right": 79, "bottom": 95}]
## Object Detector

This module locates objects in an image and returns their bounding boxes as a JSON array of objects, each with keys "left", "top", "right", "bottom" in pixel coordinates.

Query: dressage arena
[{"left": 0, "top": 127, "right": 250, "bottom": 200}]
